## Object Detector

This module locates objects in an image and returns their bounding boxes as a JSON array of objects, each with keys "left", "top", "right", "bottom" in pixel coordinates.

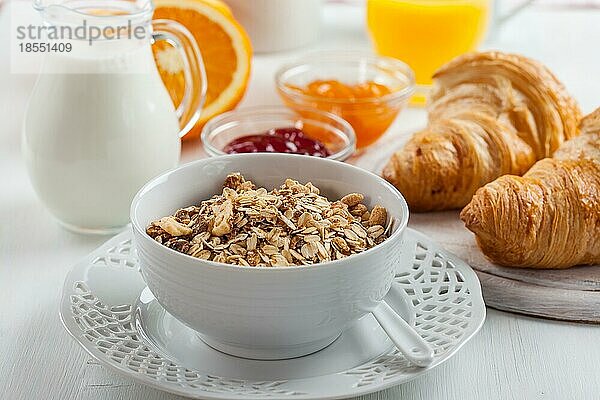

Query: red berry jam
[{"left": 223, "top": 127, "right": 331, "bottom": 157}]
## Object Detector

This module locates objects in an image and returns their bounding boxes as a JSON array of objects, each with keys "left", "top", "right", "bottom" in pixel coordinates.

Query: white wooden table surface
[{"left": 2, "top": 3, "right": 600, "bottom": 400}]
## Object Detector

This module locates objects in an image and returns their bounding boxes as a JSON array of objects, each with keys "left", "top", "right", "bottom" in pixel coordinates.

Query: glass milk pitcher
[{"left": 22, "top": 0, "right": 206, "bottom": 234}]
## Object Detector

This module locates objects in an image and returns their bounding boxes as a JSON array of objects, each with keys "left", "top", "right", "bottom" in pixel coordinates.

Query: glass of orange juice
[{"left": 367, "top": 0, "right": 491, "bottom": 103}]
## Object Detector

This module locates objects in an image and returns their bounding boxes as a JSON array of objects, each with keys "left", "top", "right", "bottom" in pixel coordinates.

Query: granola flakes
[{"left": 146, "top": 173, "right": 389, "bottom": 267}]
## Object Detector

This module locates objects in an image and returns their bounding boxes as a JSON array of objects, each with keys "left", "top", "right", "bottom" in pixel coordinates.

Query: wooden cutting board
[
  {"left": 354, "top": 127, "right": 600, "bottom": 324},
  {"left": 409, "top": 211, "right": 600, "bottom": 324}
]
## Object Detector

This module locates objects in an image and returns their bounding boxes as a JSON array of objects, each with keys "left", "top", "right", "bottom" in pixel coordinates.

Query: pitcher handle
[{"left": 152, "top": 19, "right": 207, "bottom": 138}]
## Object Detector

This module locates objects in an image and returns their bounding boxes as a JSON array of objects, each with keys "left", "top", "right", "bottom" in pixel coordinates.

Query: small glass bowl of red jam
[{"left": 201, "top": 106, "right": 356, "bottom": 161}]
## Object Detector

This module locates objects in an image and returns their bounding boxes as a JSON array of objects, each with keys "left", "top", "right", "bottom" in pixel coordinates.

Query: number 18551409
[{"left": 19, "top": 42, "right": 72, "bottom": 53}]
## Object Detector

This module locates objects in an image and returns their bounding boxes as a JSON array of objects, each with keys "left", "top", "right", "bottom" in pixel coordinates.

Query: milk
[{"left": 23, "top": 43, "right": 181, "bottom": 233}]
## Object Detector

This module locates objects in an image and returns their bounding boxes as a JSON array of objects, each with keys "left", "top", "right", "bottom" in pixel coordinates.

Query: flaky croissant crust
[
  {"left": 461, "top": 108, "right": 600, "bottom": 269},
  {"left": 383, "top": 51, "right": 581, "bottom": 212},
  {"left": 432, "top": 51, "right": 581, "bottom": 158}
]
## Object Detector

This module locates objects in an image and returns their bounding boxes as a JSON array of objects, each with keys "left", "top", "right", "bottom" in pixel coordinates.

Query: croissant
[
  {"left": 383, "top": 51, "right": 581, "bottom": 212},
  {"left": 460, "top": 108, "right": 600, "bottom": 269}
]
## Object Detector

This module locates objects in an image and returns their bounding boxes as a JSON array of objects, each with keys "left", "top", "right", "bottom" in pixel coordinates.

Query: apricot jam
[
  {"left": 282, "top": 80, "right": 401, "bottom": 148},
  {"left": 223, "top": 127, "right": 331, "bottom": 157}
]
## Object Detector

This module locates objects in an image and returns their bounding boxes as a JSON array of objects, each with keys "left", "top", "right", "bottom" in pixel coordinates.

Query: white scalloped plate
[{"left": 60, "top": 227, "right": 485, "bottom": 400}]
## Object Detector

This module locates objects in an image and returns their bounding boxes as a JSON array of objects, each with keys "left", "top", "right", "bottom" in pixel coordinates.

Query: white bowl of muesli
[{"left": 131, "top": 153, "right": 409, "bottom": 360}]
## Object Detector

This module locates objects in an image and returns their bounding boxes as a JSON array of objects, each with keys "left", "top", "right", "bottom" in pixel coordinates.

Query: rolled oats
[
  {"left": 155, "top": 217, "right": 192, "bottom": 237},
  {"left": 368, "top": 205, "right": 387, "bottom": 227},
  {"left": 350, "top": 203, "right": 368, "bottom": 217},
  {"left": 341, "top": 193, "right": 364, "bottom": 207},
  {"left": 361, "top": 211, "right": 371, "bottom": 222},
  {"left": 146, "top": 174, "right": 389, "bottom": 267},
  {"left": 367, "top": 225, "right": 385, "bottom": 239}
]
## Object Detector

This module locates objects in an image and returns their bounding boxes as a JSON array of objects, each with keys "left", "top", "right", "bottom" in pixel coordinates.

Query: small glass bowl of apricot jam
[
  {"left": 201, "top": 106, "right": 356, "bottom": 161},
  {"left": 276, "top": 53, "right": 415, "bottom": 149}
]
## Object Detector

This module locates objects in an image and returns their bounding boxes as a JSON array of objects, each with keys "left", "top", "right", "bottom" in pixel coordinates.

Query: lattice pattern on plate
[
  {"left": 91, "top": 239, "right": 137, "bottom": 270},
  {"left": 345, "top": 234, "right": 477, "bottom": 388},
  {"left": 62, "top": 229, "right": 484, "bottom": 399},
  {"left": 70, "top": 273, "right": 306, "bottom": 396}
]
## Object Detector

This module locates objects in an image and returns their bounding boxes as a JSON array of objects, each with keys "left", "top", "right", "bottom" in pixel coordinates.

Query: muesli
[{"left": 147, "top": 173, "right": 389, "bottom": 266}]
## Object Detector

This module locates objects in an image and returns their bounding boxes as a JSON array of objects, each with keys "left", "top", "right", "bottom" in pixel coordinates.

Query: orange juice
[{"left": 367, "top": 0, "right": 491, "bottom": 87}]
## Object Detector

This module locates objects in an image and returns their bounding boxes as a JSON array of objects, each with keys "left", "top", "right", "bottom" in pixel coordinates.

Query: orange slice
[{"left": 153, "top": 0, "right": 252, "bottom": 140}]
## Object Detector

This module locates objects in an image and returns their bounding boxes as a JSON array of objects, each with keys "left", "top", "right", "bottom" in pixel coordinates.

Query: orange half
[{"left": 153, "top": 0, "right": 252, "bottom": 140}]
